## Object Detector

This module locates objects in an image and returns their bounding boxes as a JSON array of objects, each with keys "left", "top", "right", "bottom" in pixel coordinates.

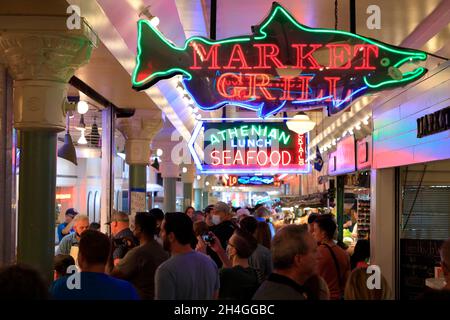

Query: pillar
[
  {"left": 181, "top": 164, "right": 195, "bottom": 211},
  {"left": 117, "top": 116, "right": 162, "bottom": 225},
  {"left": 0, "top": 65, "right": 15, "bottom": 265},
  {"left": 0, "top": 16, "right": 97, "bottom": 281},
  {"left": 193, "top": 174, "right": 203, "bottom": 211},
  {"left": 194, "top": 189, "right": 203, "bottom": 210},
  {"left": 152, "top": 118, "right": 181, "bottom": 213},
  {"left": 101, "top": 107, "right": 114, "bottom": 234},
  {"left": 370, "top": 168, "right": 396, "bottom": 299},
  {"left": 202, "top": 191, "right": 209, "bottom": 209}
]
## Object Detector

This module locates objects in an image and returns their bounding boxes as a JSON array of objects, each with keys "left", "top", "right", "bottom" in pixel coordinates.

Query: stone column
[
  {"left": 159, "top": 150, "right": 179, "bottom": 213},
  {"left": 117, "top": 116, "right": 162, "bottom": 225},
  {"left": 181, "top": 164, "right": 195, "bottom": 211},
  {"left": 0, "top": 16, "right": 97, "bottom": 281},
  {"left": 193, "top": 174, "right": 204, "bottom": 210},
  {"left": 153, "top": 119, "right": 181, "bottom": 213}
]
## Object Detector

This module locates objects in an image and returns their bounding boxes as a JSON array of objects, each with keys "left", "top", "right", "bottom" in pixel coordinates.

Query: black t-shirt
[
  {"left": 208, "top": 220, "right": 236, "bottom": 268},
  {"left": 418, "top": 288, "right": 450, "bottom": 300},
  {"left": 112, "top": 228, "right": 138, "bottom": 260},
  {"left": 219, "top": 266, "right": 260, "bottom": 300}
]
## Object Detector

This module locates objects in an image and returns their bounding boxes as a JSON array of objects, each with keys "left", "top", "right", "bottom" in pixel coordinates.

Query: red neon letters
[
  {"left": 189, "top": 42, "right": 378, "bottom": 71},
  {"left": 210, "top": 150, "right": 292, "bottom": 167}
]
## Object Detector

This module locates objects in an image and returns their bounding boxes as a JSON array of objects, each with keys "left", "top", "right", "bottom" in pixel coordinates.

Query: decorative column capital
[
  {"left": 117, "top": 117, "right": 163, "bottom": 166},
  {"left": 0, "top": 16, "right": 97, "bottom": 131}
]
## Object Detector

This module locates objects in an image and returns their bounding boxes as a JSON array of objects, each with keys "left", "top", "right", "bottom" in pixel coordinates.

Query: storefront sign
[
  {"left": 190, "top": 121, "right": 309, "bottom": 174},
  {"left": 132, "top": 2, "right": 427, "bottom": 117},
  {"left": 328, "top": 135, "right": 356, "bottom": 175},
  {"left": 224, "top": 175, "right": 278, "bottom": 187},
  {"left": 357, "top": 136, "right": 372, "bottom": 170},
  {"left": 417, "top": 106, "right": 450, "bottom": 138}
]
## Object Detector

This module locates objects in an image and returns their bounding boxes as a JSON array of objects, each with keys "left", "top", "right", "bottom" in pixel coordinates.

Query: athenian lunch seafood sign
[{"left": 132, "top": 2, "right": 428, "bottom": 118}]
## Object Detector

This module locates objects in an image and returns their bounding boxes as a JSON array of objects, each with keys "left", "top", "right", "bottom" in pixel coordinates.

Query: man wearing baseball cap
[{"left": 57, "top": 208, "right": 78, "bottom": 243}]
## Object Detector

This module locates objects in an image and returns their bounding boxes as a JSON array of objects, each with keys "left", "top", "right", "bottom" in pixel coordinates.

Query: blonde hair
[{"left": 344, "top": 267, "right": 392, "bottom": 300}]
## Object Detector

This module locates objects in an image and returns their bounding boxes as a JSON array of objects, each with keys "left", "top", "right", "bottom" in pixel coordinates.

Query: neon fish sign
[{"left": 132, "top": 2, "right": 427, "bottom": 117}]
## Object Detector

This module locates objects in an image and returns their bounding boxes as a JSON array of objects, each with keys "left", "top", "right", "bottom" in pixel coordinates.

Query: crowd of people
[{"left": 1, "top": 202, "right": 449, "bottom": 301}]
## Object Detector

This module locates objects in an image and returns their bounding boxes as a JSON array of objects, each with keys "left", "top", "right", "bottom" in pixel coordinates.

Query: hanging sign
[
  {"left": 132, "top": 2, "right": 427, "bottom": 117},
  {"left": 224, "top": 175, "right": 279, "bottom": 187},
  {"left": 189, "top": 121, "right": 309, "bottom": 174}
]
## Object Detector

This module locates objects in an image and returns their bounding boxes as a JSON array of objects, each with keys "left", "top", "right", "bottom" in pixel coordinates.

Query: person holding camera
[
  {"left": 110, "top": 212, "right": 168, "bottom": 300},
  {"left": 106, "top": 211, "right": 138, "bottom": 267},
  {"left": 197, "top": 228, "right": 260, "bottom": 300}
]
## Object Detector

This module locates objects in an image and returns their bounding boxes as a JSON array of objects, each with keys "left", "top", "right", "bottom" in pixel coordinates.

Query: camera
[{"left": 202, "top": 233, "right": 214, "bottom": 244}]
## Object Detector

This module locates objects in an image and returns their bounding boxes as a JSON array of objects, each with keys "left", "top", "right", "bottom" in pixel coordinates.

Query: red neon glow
[
  {"left": 253, "top": 44, "right": 286, "bottom": 69},
  {"left": 292, "top": 44, "right": 323, "bottom": 70},
  {"left": 189, "top": 42, "right": 220, "bottom": 70},
  {"left": 210, "top": 150, "right": 293, "bottom": 167},
  {"left": 327, "top": 44, "right": 352, "bottom": 69},
  {"left": 324, "top": 77, "right": 340, "bottom": 102},
  {"left": 354, "top": 44, "right": 378, "bottom": 70},
  {"left": 247, "top": 74, "right": 276, "bottom": 100},
  {"left": 297, "top": 134, "right": 306, "bottom": 166},
  {"left": 224, "top": 44, "right": 251, "bottom": 69}
]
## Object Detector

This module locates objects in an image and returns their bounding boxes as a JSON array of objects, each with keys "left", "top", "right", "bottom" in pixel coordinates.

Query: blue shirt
[
  {"left": 51, "top": 272, "right": 140, "bottom": 300},
  {"left": 57, "top": 223, "right": 73, "bottom": 243}
]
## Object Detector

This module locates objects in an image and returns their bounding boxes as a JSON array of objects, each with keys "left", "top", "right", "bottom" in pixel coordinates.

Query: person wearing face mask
[
  {"left": 206, "top": 229, "right": 260, "bottom": 300},
  {"left": 110, "top": 212, "right": 168, "bottom": 300},
  {"left": 207, "top": 202, "right": 237, "bottom": 268}
]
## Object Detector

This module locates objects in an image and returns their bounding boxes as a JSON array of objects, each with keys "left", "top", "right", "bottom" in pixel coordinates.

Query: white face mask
[{"left": 212, "top": 215, "right": 221, "bottom": 225}]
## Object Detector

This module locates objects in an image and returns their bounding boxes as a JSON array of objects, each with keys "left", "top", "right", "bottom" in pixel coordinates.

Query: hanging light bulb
[
  {"left": 196, "top": 175, "right": 201, "bottom": 180},
  {"left": 77, "top": 129, "right": 88, "bottom": 145},
  {"left": 77, "top": 100, "right": 89, "bottom": 114},
  {"left": 286, "top": 112, "right": 316, "bottom": 134},
  {"left": 182, "top": 167, "right": 188, "bottom": 173},
  {"left": 139, "top": 5, "right": 159, "bottom": 27},
  {"left": 156, "top": 149, "right": 163, "bottom": 157}
]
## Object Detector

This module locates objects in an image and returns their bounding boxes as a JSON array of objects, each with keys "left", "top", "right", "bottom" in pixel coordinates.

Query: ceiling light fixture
[
  {"left": 77, "top": 100, "right": 89, "bottom": 114},
  {"left": 286, "top": 112, "right": 316, "bottom": 134},
  {"left": 77, "top": 129, "right": 88, "bottom": 145},
  {"left": 58, "top": 114, "right": 78, "bottom": 165}
]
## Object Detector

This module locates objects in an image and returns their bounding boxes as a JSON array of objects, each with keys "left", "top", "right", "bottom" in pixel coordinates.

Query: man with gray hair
[
  {"left": 56, "top": 214, "right": 90, "bottom": 255},
  {"left": 253, "top": 224, "right": 328, "bottom": 300}
]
